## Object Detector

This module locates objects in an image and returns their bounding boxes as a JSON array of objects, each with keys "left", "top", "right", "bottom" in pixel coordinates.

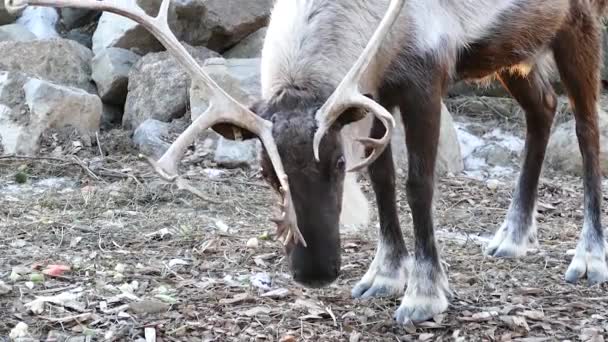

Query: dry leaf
[
  {"left": 220, "top": 293, "right": 252, "bottom": 304},
  {"left": 518, "top": 310, "right": 544, "bottom": 321},
  {"left": 261, "top": 288, "right": 290, "bottom": 299},
  {"left": 240, "top": 306, "right": 271, "bottom": 317},
  {"left": 460, "top": 311, "right": 498, "bottom": 322},
  {"left": 500, "top": 315, "right": 530, "bottom": 332}
]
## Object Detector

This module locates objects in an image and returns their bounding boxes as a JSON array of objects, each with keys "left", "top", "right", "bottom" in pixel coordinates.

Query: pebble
[
  {"left": 486, "top": 179, "right": 500, "bottom": 190},
  {"left": 246, "top": 237, "right": 259, "bottom": 248}
]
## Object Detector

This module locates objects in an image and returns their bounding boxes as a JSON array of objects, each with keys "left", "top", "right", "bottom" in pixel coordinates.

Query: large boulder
[
  {"left": 546, "top": 111, "right": 608, "bottom": 176},
  {"left": 224, "top": 27, "right": 267, "bottom": 59},
  {"left": 122, "top": 44, "right": 219, "bottom": 130},
  {"left": 391, "top": 103, "right": 464, "bottom": 175},
  {"left": 0, "top": 38, "right": 95, "bottom": 93},
  {"left": 16, "top": 7, "right": 60, "bottom": 40},
  {"left": 0, "top": 71, "right": 102, "bottom": 155},
  {"left": 174, "top": 0, "right": 273, "bottom": 52},
  {"left": 92, "top": 0, "right": 164, "bottom": 55},
  {"left": 0, "top": 23, "right": 36, "bottom": 43},
  {"left": 189, "top": 57, "right": 261, "bottom": 168},
  {"left": 92, "top": 48, "right": 141, "bottom": 105},
  {"left": 60, "top": 8, "right": 98, "bottom": 30},
  {"left": 189, "top": 57, "right": 261, "bottom": 120}
]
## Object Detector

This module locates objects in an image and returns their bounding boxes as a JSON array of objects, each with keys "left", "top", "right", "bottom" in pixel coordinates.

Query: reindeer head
[{"left": 5, "top": 0, "right": 403, "bottom": 288}]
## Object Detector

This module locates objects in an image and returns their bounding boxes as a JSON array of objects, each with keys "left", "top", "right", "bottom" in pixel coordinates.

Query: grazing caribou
[{"left": 7, "top": 0, "right": 606, "bottom": 324}]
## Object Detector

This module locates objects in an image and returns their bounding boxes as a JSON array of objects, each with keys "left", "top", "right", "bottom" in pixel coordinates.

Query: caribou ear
[{"left": 211, "top": 100, "right": 267, "bottom": 140}]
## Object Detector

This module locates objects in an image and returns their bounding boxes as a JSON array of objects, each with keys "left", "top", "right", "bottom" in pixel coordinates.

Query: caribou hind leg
[
  {"left": 393, "top": 57, "right": 450, "bottom": 323},
  {"left": 486, "top": 66, "right": 557, "bottom": 257},
  {"left": 551, "top": 9, "right": 608, "bottom": 285},
  {"left": 352, "top": 107, "right": 410, "bottom": 299}
]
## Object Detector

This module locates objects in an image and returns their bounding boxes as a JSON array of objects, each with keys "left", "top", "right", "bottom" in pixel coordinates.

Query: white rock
[
  {"left": 92, "top": 0, "right": 162, "bottom": 55},
  {"left": 486, "top": 179, "right": 500, "bottom": 190},
  {"left": 0, "top": 72, "right": 102, "bottom": 155},
  {"left": 246, "top": 237, "right": 259, "bottom": 248},
  {"left": 546, "top": 110, "right": 608, "bottom": 176},
  {"left": 9, "top": 322, "right": 30, "bottom": 340},
  {"left": 16, "top": 6, "right": 59, "bottom": 39}
]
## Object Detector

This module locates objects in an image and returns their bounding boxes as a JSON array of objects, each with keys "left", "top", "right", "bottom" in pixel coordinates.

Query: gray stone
[
  {"left": 92, "top": 48, "right": 141, "bottom": 105},
  {"left": 188, "top": 57, "right": 261, "bottom": 169},
  {"left": 546, "top": 112, "right": 608, "bottom": 176},
  {"left": 214, "top": 136, "right": 258, "bottom": 168},
  {"left": 0, "top": 38, "right": 95, "bottom": 93},
  {"left": 123, "top": 44, "right": 219, "bottom": 130},
  {"left": 60, "top": 8, "right": 98, "bottom": 30},
  {"left": 391, "top": 103, "right": 464, "bottom": 175},
  {"left": 133, "top": 119, "right": 172, "bottom": 159},
  {"left": 174, "top": 0, "right": 272, "bottom": 52},
  {"left": 0, "top": 23, "right": 36, "bottom": 43},
  {"left": 189, "top": 57, "right": 261, "bottom": 120},
  {"left": 16, "top": 6, "right": 59, "bottom": 40},
  {"left": 224, "top": 27, "right": 267, "bottom": 58},
  {"left": 91, "top": 0, "right": 180, "bottom": 55},
  {"left": 0, "top": 71, "right": 102, "bottom": 155},
  {"left": 477, "top": 144, "right": 513, "bottom": 167},
  {"left": 65, "top": 29, "right": 93, "bottom": 49}
]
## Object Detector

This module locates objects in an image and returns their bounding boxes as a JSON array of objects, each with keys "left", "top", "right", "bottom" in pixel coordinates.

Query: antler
[
  {"left": 7, "top": 0, "right": 306, "bottom": 247},
  {"left": 312, "top": 0, "right": 404, "bottom": 172}
]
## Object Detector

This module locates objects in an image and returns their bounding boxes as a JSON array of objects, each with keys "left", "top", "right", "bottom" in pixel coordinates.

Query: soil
[{"left": 1, "top": 96, "right": 607, "bottom": 342}]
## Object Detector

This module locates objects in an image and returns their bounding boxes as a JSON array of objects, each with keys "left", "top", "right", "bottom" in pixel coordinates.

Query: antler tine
[
  {"left": 312, "top": 0, "right": 404, "bottom": 171},
  {"left": 12, "top": 0, "right": 307, "bottom": 247}
]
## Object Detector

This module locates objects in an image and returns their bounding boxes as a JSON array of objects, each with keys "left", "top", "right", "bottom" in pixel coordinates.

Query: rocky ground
[
  {"left": 1, "top": 1, "right": 608, "bottom": 341},
  {"left": 1, "top": 98, "right": 607, "bottom": 341}
]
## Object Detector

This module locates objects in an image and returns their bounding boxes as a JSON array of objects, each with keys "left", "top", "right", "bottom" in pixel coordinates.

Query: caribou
[{"left": 6, "top": 0, "right": 606, "bottom": 324}]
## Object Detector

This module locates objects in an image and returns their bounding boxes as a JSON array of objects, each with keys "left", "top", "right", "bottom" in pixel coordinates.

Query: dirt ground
[{"left": 1, "top": 97, "right": 607, "bottom": 341}]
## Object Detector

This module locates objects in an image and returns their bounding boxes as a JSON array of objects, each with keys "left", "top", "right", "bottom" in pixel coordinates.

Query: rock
[
  {"left": 189, "top": 57, "right": 261, "bottom": 120},
  {"left": 174, "top": 0, "right": 272, "bottom": 52},
  {"left": 65, "top": 29, "right": 93, "bottom": 49},
  {"left": 214, "top": 137, "right": 258, "bottom": 168},
  {"left": 123, "top": 44, "right": 219, "bottom": 130},
  {"left": 92, "top": 48, "right": 141, "bottom": 105},
  {"left": 133, "top": 119, "right": 172, "bottom": 159},
  {"left": 0, "top": 38, "right": 95, "bottom": 93},
  {"left": 391, "top": 103, "right": 464, "bottom": 175},
  {"left": 477, "top": 143, "right": 513, "bottom": 167},
  {"left": 546, "top": 111, "right": 608, "bottom": 176},
  {"left": 16, "top": 6, "right": 59, "bottom": 40},
  {"left": 0, "top": 23, "right": 36, "bottom": 42},
  {"left": 92, "top": 0, "right": 179, "bottom": 55},
  {"left": 189, "top": 57, "right": 261, "bottom": 168},
  {"left": 0, "top": 1, "right": 17, "bottom": 25},
  {"left": 0, "top": 71, "right": 102, "bottom": 155},
  {"left": 224, "top": 27, "right": 267, "bottom": 58},
  {"left": 60, "top": 8, "right": 98, "bottom": 30}
]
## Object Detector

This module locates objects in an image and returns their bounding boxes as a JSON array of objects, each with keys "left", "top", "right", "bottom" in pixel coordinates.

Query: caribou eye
[{"left": 336, "top": 156, "right": 346, "bottom": 171}]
